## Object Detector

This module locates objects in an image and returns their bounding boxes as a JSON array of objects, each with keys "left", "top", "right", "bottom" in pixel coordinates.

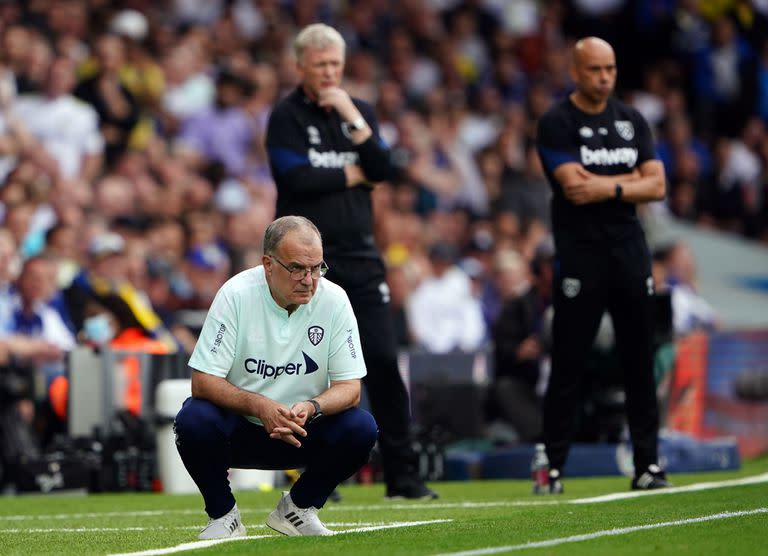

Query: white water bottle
[{"left": 531, "top": 443, "right": 550, "bottom": 495}]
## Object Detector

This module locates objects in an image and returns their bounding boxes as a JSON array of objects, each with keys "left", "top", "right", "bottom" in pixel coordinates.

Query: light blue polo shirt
[{"left": 188, "top": 266, "right": 366, "bottom": 425}]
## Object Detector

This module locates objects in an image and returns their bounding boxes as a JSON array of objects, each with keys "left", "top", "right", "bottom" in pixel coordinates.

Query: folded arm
[{"left": 554, "top": 159, "right": 666, "bottom": 205}]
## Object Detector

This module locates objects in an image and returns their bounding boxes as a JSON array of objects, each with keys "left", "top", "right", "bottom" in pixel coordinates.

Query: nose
[{"left": 299, "top": 270, "right": 314, "bottom": 285}]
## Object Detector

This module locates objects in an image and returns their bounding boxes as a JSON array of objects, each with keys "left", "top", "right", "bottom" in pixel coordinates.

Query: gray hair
[
  {"left": 263, "top": 216, "right": 322, "bottom": 256},
  {"left": 293, "top": 23, "right": 345, "bottom": 63}
]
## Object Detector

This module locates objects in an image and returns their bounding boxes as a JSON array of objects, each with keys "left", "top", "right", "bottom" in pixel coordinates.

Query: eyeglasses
[{"left": 271, "top": 256, "right": 328, "bottom": 280}]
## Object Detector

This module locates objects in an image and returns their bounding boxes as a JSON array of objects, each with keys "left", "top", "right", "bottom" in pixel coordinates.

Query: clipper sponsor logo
[
  {"left": 309, "top": 148, "right": 359, "bottom": 168},
  {"left": 210, "top": 323, "right": 226, "bottom": 353},
  {"left": 580, "top": 145, "right": 638, "bottom": 167},
  {"left": 245, "top": 351, "right": 319, "bottom": 378},
  {"left": 308, "top": 325, "right": 324, "bottom": 346},
  {"left": 346, "top": 330, "right": 357, "bottom": 359}
]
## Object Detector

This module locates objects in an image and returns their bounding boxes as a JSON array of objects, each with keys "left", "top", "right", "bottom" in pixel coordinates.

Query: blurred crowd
[{"left": 0, "top": 0, "right": 762, "bottom": 452}]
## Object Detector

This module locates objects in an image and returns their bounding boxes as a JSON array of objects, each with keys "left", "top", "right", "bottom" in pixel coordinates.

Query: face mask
[{"left": 83, "top": 313, "right": 115, "bottom": 344}]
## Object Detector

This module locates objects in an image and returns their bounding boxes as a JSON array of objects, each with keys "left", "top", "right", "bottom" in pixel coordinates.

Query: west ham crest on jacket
[
  {"left": 562, "top": 277, "right": 581, "bottom": 298},
  {"left": 614, "top": 120, "right": 634, "bottom": 140},
  {"left": 308, "top": 325, "right": 324, "bottom": 346}
]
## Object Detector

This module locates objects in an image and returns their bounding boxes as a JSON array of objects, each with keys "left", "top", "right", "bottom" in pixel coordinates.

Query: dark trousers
[
  {"left": 325, "top": 257, "right": 419, "bottom": 486},
  {"left": 174, "top": 397, "right": 377, "bottom": 518},
  {"left": 543, "top": 240, "right": 660, "bottom": 474}
]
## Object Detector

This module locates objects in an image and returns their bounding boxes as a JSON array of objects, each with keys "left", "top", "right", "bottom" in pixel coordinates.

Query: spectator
[
  {"left": 176, "top": 243, "right": 232, "bottom": 311},
  {"left": 691, "top": 15, "right": 756, "bottom": 139},
  {"left": 407, "top": 241, "right": 486, "bottom": 354},
  {"left": 74, "top": 33, "right": 141, "bottom": 168},
  {"left": 174, "top": 69, "right": 258, "bottom": 180},
  {"left": 158, "top": 41, "right": 215, "bottom": 135},
  {"left": 8, "top": 255, "right": 74, "bottom": 356},
  {"left": 14, "top": 56, "right": 104, "bottom": 182},
  {"left": 487, "top": 248, "right": 544, "bottom": 443},
  {"left": 0, "top": 228, "right": 20, "bottom": 334},
  {"left": 663, "top": 241, "right": 720, "bottom": 336},
  {"left": 63, "top": 231, "right": 179, "bottom": 352}
]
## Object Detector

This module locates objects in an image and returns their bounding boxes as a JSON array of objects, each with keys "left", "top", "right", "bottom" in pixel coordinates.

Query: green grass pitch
[{"left": 1, "top": 456, "right": 766, "bottom": 556}]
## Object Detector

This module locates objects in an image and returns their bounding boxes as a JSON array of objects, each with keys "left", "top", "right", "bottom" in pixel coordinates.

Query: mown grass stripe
[
  {"left": 570, "top": 472, "right": 768, "bottom": 504},
  {"left": 435, "top": 508, "right": 768, "bottom": 556},
  {"left": 2, "top": 471, "right": 766, "bottom": 524},
  {"left": 107, "top": 520, "right": 453, "bottom": 556}
]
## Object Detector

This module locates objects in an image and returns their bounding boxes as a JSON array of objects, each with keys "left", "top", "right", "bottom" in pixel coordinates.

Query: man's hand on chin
[{"left": 317, "top": 87, "right": 356, "bottom": 119}]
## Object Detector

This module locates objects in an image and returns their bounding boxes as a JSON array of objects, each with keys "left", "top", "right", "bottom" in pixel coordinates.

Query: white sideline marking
[
  {"left": 335, "top": 518, "right": 452, "bottom": 534},
  {"left": 0, "top": 502, "right": 556, "bottom": 523},
  {"left": 0, "top": 521, "right": 440, "bottom": 534},
  {"left": 107, "top": 520, "right": 452, "bottom": 556},
  {"left": 0, "top": 510, "right": 202, "bottom": 521},
  {"left": 571, "top": 472, "right": 768, "bottom": 504},
  {"left": 108, "top": 535, "right": 274, "bottom": 556},
  {"left": 2, "top": 472, "right": 766, "bottom": 528},
  {"left": 435, "top": 508, "right": 768, "bottom": 556}
]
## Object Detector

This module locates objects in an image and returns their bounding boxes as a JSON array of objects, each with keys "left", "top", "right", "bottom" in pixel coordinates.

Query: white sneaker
[
  {"left": 198, "top": 504, "right": 247, "bottom": 540},
  {"left": 266, "top": 491, "right": 334, "bottom": 536}
]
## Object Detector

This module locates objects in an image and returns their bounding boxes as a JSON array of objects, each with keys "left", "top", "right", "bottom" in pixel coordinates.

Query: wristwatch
[
  {"left": 347, "top": 117, "right": 366, "bottom": 131},
  {"left": 615, "top": 183, "right": 623, "bottom": 201},
  {"left": 306, "top": 399, "right": 323, "bottom": 424}
]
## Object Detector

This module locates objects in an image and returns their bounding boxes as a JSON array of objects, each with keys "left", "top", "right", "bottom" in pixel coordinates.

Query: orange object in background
[
  {"left": 49, "top": 375, "right": 69, "bottom": 420},
  {"left": 111, "top": 328, "right": 171, "bottom": 415},
  {"left": 666, "top": 332, "right": 709, "bottom": 436}
]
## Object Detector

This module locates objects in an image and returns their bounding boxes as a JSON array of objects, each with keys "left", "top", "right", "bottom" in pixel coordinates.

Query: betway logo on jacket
[
  {"left": 244, "top": 351, "right": 319, "bottom": 378},
  {"left": 309, "top": 148, "right": 359, "bottom": 168},
  {"left": 580, "top": 145, "right": 638, "bottom": 167}
]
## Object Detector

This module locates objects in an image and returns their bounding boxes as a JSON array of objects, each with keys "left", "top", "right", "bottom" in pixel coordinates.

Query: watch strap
[
  {"left": 348, "top": 117, "right": 365, "bottom": 131},
  {"left": 306, "top": 399, "right": 322, "bottom": 422}
]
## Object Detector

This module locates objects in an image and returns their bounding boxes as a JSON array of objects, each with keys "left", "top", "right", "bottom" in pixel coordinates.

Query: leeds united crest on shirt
[
  {"left": 614, "top": 120, "right": 634, "bottom": 141},
  {"left": 308, "top": 325, "right": 324, "bottom": 346}
]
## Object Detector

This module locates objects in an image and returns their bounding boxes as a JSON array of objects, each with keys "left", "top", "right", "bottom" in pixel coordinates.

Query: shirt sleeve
[
  {"left": 536, "top": 110, "right": 579, "bottom": 175},
  {"left": 176, "top": 113, "right": 209, "bottom": 155},
  {"left": 41, "top": 307, "right": 76, "bottom": 351},
  {"left": 632, "top": 109, "right": 657, "bottom": 165},
  {"left": 188, "top": 286, "right": 238, "bottom": 377},
  {"left": 326, "top": 293, "right": 367, "bottom": 381},
  {"left": 82, "top": 107, "right": 105, "bottom": 155}
]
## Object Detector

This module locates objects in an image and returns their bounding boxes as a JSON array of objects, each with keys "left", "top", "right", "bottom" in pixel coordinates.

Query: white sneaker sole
[
  {"left": 266, "top": 511, "right": 299, "bottom": 536},
  {"left": 266, "top": 511, "right": 334, "bottom": 536},
  {"left": 198, "top": 523, "right": 246, "bottom": 540}
]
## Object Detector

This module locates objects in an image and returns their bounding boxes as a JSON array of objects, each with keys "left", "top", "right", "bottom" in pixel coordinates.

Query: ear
[{"left": 262, "top": 254, "right": 272, "bottom": 272}]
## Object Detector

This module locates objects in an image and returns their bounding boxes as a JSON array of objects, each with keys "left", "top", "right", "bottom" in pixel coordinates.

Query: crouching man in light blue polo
[{"left": 174, "top": 215, "right": 377, "bottom": 539}]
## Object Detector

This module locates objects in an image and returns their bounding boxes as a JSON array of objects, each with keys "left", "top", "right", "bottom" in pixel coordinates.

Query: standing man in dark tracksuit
[
  {"left": 265, "top": 23, "right": 437, "bottom": 500},
  {"left": 536, "top": 37, "right": 670, "bottom": 492}
]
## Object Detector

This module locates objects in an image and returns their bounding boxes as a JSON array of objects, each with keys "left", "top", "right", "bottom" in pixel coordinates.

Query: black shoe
[
  {"left": 385, "top": 479, "right": 439, "bottom": 500},
  {"left": 327, "top": 488, "right": 343, "bottom": 502},
  {"left": 549, "top": 469, "right": 564, "bottom": 494},
  {"left": 631, "top": 464, "right": 671, "bottom": 490}
]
